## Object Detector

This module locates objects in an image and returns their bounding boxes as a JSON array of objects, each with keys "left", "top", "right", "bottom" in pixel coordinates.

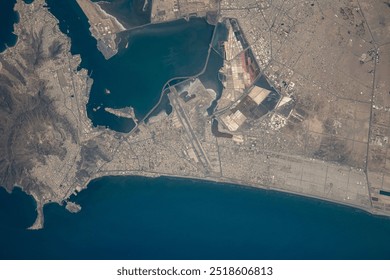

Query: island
[{"left": 1, "top": 0, "right": 390, "bottom": 229}]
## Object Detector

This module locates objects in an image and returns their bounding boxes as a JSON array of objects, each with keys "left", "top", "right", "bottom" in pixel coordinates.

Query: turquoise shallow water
[{"left": 1, "top": 177, "right": 390, "bottom": 259}]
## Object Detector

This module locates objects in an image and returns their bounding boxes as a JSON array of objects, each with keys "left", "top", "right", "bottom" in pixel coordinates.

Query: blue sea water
[
  {"left": 1, "top": 0, "right": 390, "bottom": 260},
  {"left": 1, "top": 177, "right": 390, "bottom": 259},
  {"left": 0, "top": 0, "right": 18, "bottom": 52},
  {"left": 46, "top": 0, "right": 213, "bottom": 132}
]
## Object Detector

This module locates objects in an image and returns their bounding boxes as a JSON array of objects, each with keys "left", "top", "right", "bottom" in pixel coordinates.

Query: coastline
[
  {"left": 138, "top": 16, "right": 219, "bottom": 129},
  {"left": 26, "top": 10, "right": 383, "bottom": 230},
  {"left": 4, "top": 0, "right": 389, "bottom": 232},
  {"left": 76, "top": 170, "right": 386, "bottom": 223},
  {"left": 0, "top": 0, "right": 19, "bottom": 53},
  {"left": 95, "top": 1, "right": 126, "bottom": 31},
  {"left": 27, "top": 193, "right": 44, "bottom": 230}
]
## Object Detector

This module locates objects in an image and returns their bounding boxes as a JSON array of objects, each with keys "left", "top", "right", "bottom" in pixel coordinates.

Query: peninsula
[
  {"left": 75, "top": 0, "right": 125, "bottom": 59},
  {"left": 1, "top": 0, "right": 390, "bottom": 229}
]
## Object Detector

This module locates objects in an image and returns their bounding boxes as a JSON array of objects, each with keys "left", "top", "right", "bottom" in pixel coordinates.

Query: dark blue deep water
[
  {"left": 1, "top": 0, "right": 390, "bottom": 260},
  {"left": 0, "top": 0, "right": 18, "bottom": 52},
  {"left": 46, "top": 0, "right": 213, "bottom": 132},
  {"left": 1, "top": 177, "right": 390, "bottom": 259}
]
